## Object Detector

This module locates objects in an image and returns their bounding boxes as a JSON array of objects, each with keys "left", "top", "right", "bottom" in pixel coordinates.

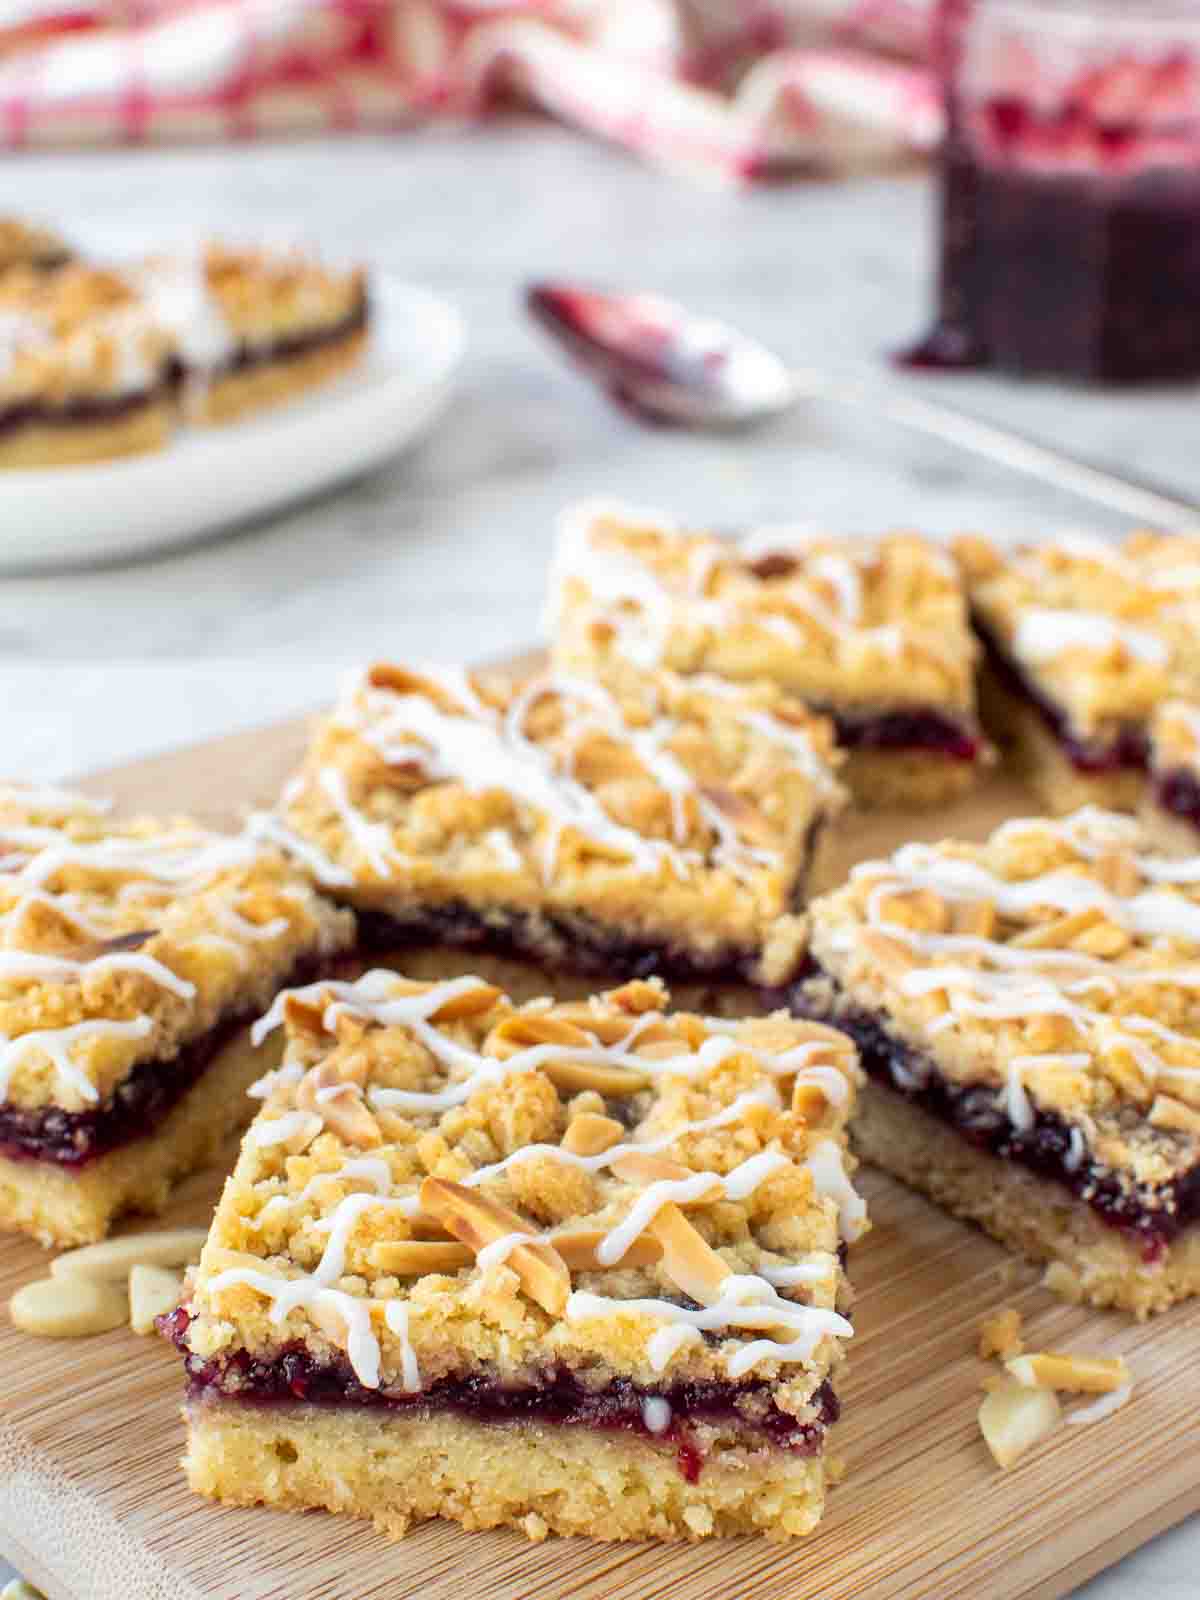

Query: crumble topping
[
  {"left": 549, "top": 500, "right": 979, "bottom": 714},
  {"left": 958, "top": 531, "right": 1200, "bottom": 740},
  {"left": 0, "top": 783, "right": 354, "bottom": 1113},
  {"left": 272, "top": 662, "right": 845, "bottom": 986},
  {"left": 183, "top": 971, "right": 864, "bottom": 1419},
  {"left": 133, "top": 242, "right": 367, "bottom": 377},
  {"left": 0, "top": 265, "right": 171, "bottom": 411},
  {"left": 806, "top": 806, "right": 1200, "bottom": 1190}
]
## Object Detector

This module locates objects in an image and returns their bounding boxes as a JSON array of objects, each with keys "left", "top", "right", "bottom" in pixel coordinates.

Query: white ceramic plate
[{"left": 0, "top": 276, "right": 465, "bottom": 572}]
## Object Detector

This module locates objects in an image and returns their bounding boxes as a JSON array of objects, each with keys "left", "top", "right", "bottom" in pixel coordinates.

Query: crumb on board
[{"left": 978, "top": 1307, "right": 1023, "bottom": 1361}]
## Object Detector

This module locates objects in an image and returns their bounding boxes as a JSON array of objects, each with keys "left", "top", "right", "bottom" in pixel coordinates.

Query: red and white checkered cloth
[{"left": 0, "top": 0, "right": 942, "bottom": 177}]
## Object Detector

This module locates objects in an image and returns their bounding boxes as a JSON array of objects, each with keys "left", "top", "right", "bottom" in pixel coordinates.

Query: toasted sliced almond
[
  {"left": 1005, "top": 1352, "right": 1130, "bottom": 1394},
  {"left": 297, "top": 1064, "right": 381, "bottom": 1148},
  {"left": 485, "top": 1015, "right": 596, "bottom": 1054},
  {"left": 11, "top": 1276, "right": 129, "bottom": 1338},
  {"left": 129, "top": 1264, "right": 184, "bottom": 1336},
  {"left": 549, "top": 1228, "right": 662, "bottom": 1271},
  {"left": 647, "top": 1204, "right": 730, "bottom": 1306},
  {"left": 419, "top": 1178, "right": 570, "bottom": 1316},
  {"left": 2, "top": 1579, "right": 48, "bottom": 1600},
  {"left": 540, "top": 1058, "right": 649, "bottom": 1097},
  {"left": 978, "top": 1378, "right": 1061, "bottom": 1469},
  {"left": 608, "top": 1151, "right": 721, "bottom": 1198},
  {"left": 369, "top": 1239, "right": 473, "bottom": 1275},
  {"left": 51, "top": 1228, "right": 208, "bottom": 1283},
  {"left": 561, "top": 1113, "right": 625, "bottom": 1156}
]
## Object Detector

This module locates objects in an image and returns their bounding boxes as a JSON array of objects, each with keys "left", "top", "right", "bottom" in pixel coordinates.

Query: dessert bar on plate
[
  {"left": 1144, "top": 700, "right": 1200, "bottom": 852},
  {"left": 135, "top": 243, "right": 369, "bottom": 425},
  {"left": 264, "top": 661, "right": 845, "bottom": 1000},
  {"left": 795, "top": 805, "right": 1200, "bottom": 1316},
  {"left": 0, "top": 265, "right": 174, "bottom": 467},
  {"left": 959, "top": 531, "right": 1199, "bottom": 816},
  {"left": 170, "top": 968, "right": 864, "bottom": 1542},
  {"left": 0, "top": 216, "right": 73, "bottom": 274},
  {"left": 548, "top": 500, "right": 987, "bottom": 808},
  {"left": 0, "top": 783, "right": 354, "bottom": 1246}
]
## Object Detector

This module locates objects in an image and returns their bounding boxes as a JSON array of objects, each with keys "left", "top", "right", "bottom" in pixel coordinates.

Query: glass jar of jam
[{"left": 907, "top": 0, "right": 1200, "bottom": 383}]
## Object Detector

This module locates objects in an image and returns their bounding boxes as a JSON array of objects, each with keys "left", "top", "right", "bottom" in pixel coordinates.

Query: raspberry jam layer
[
  {"left": 974, "top": 613, "right": 1147, "bottom": 776},
  {"left": 793, "top": 967, "right": 1200, "bottom": 1262},
  {"left": 0, "top": 384, "right": 168, "bottom": 437},
  {"left": 1154, "top": 767, "right": 1200, "bottom": 832},
  {"left": 0, "top": 954, "right": 337, "bottom": 1170},
  {"left": 167, "top": 1311, "right": 837, "bottom": 1483},
  {"left": 825, "top": 704, "right": 982, "bottom": 763},
  {"left": 351, "top": 817, "right": 826, "bottom": 984}
]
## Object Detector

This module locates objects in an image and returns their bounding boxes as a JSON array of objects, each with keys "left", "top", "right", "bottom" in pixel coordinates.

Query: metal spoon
[{"left": 527, "top": 282, "right": 1200, "bottom": 529}]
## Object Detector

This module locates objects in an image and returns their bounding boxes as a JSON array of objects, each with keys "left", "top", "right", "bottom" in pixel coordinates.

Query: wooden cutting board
[{"left": 0, "top": 708, "right": 1197, "bottom": 1600}]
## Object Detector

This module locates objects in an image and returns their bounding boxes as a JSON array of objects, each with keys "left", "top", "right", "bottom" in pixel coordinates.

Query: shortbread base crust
[
  {"left": 840, "top": 747, "right": 981, "bottom": 810},
  {"left": 979, "top": 674, "right": 1144, "bottom": 815},
  {"left": 0, "top": 1025, "right": 278, "bottom": 1248},
  {"left": 853, "top": 1082, "right": 1200, "bottom": 1318},
  {"left": 183, "top": 1399, "right": 827, "bottom": 1543},
  {"left": 0, "top": 399, "right": 172, "bottom": 468},
  {"left": 190, "top": 329, "right": 367, "bottom": 426}
]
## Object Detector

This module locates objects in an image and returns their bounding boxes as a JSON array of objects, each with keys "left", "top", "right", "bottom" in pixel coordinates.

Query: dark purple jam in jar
[{"left": 904, "top": 0, "right": 1200, "bottom": 383}]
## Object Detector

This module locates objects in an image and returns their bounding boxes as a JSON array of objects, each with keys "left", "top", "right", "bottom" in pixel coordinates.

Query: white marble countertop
[{"left": 0, "top": 127, "right": 1197, "bottom": 1594}]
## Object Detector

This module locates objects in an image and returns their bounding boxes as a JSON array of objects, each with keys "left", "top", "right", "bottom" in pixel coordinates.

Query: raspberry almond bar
[
  {"left": 265, "top": 661, "right": 845, "bottom": 997},
  {"left": 795, "top": 806, "right": 1200, "bottom": 1316},
  {"left": 170, "top": 969, "right": 864, "bottom": 1542},
  {"left": 549, "top": 500, "right": 987, "bottom": 808},
  {"left": 0, "top": 784, "right": 354, "bottom": 1246},
  {"left": 959, "top": 531, "right": 1200, "bottom": 815}
]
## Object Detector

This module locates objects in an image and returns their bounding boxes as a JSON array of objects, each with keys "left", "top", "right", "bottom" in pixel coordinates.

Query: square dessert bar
[
  {"left": 0, "top": 264, "right": 174, "bottom": 467},
  {"left": 0, "top": 783, "right": 354, "bottom": 1246},
  {"left": 1144, "top": 700, "right": 1200, "bottom": 852},
  {"left": 172, "top": 969, "right": 864, "bottom": 1542},
  {"left": 548, "top": 500, "right": 987, "bottom": 808},
  {"left": 795, "top": 805, "right": 1200, "bottom": 1316},
  {"left": 958, "top": 530, "right": 1200, "bottom": 815},
  {"left": 134, "top": 243, "right": 369, "bottom": 425},
  {"left": 267, "top": 661, "right": 846, "bottom": 994}
]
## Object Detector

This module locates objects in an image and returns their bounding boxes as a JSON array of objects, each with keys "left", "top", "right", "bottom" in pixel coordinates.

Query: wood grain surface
[{"left": 0, "top": 707, "right": 1196, "bottom": 1600}]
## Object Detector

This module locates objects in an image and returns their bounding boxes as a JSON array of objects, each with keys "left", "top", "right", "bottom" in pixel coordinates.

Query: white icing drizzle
[
  {"left": 383, "top": 1302, "right": 421, "bottom": 1392},
  {"left": 208, "top": 1264, "right": 383, "bottom": 1388},
  {"left": 646, "top": 1323, "right": 702, "bottom": 1371},
  {"left": 759, "top": 1258, "right": 836, "bottom": 1287},
  {"left": 0, "top": 1016, "right": 153, "bottom": 1103},
  {"left": 1013, "top": 608, "right": 1168, "bottom": 668},
  {"left": 803, "top": 1140, "right": 868, "bottom": 1242},
  {"left": 331, "top": 664, "right": 832, "bottom": 886},
  {"left": 475, "top": 1231, "right": 541, "bottom": 1271},
  {"left": 247, "top": 810, "right": 355, "bottom": 888},
  {"left": 132, "top": 254, "right": 235, "bottom": 374},
  {"left": 0, "top": 948, "right": 195, "bottom": 999},
  {"left": 317, "top": 767, "right": 403, "bottom": 881},
  {"left": 1065, "top": 1384, "right": 1132, "bottom": 1425},
  {"left": 567, "top": 1277, "right": 852, "bottom": 1379},
  {"left": 641, "top": 1396, "right": 672, "bottom": 1435},
  {"left": 245, "top": 1110, "right": 322, "bottom": 1149}
]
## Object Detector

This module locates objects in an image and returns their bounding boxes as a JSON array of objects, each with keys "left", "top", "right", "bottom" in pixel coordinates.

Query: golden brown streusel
[{"left": 270, "top": 661, "right": 845, "bottom": 987}]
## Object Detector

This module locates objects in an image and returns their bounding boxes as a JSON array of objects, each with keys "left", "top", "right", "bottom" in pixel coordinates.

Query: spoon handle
[{"left": 804, "top": 371, "right": 1200, "bottom": 529}]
